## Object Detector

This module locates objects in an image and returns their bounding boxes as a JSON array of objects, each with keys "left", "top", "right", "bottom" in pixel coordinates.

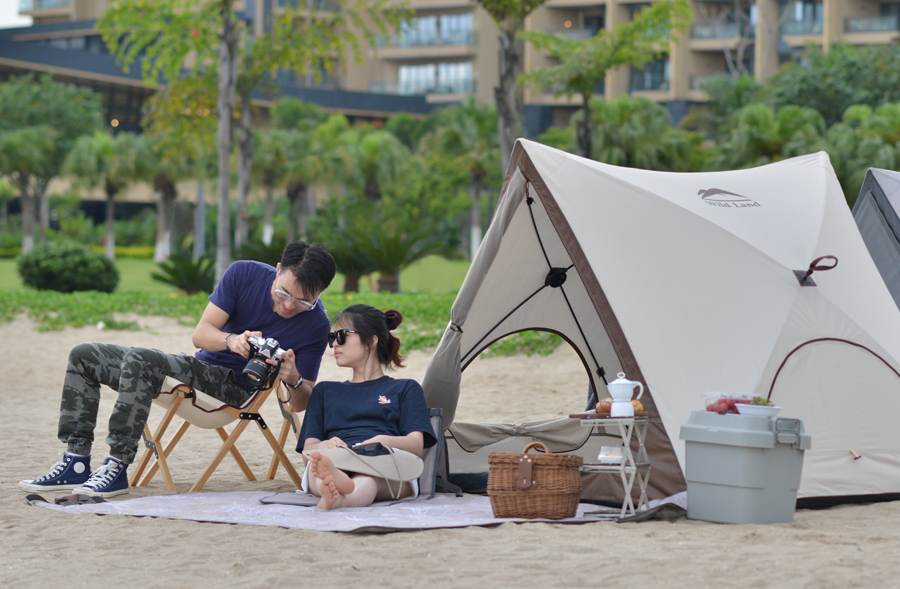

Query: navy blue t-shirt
[
  {"left": 195, "top": 260, "right": 330, "bottom": 390},
  {"left": 298, "top": 377, "right": 437, "bottom": 451}
]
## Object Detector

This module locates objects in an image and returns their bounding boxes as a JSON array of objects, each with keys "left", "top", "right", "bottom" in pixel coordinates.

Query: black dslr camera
[{"left": 242, "top": 336, "right": 285, "bottom": 390}]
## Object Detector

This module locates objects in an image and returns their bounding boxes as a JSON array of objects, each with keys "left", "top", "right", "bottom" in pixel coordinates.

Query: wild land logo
[{"left": 698, "top": 188, "right": 761, "bottom": 209}]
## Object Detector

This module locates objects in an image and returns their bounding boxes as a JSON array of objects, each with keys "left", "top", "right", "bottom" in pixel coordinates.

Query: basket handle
[{"left": 521, "top": 441, "right": 552, "bottom": 455}]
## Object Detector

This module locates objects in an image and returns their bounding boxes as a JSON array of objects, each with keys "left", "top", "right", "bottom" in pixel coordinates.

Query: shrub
[
  {"left": 151, "top": 251, "right": 215, "bottom": 295},
  {"left": 17, "top": 241, "right": 119, "bottom": 292}
]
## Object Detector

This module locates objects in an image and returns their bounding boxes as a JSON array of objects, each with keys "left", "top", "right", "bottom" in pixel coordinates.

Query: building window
[
  {"left": 630, "top": 57, "right": 670, "bottom": 92},
  {"left": 397, "top": 12, "right": 473, "bottom": 46},
  {"left": 397, "top": 61, "right": 473, "bottom": 95}
]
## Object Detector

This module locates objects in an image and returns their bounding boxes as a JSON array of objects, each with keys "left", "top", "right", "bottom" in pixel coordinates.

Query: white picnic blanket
[{"left": 34, "top": 492, "right": 618, "bottom": 532}]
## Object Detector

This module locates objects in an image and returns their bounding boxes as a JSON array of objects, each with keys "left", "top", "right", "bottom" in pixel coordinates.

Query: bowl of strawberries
[{"left": 703, "top": 392, "right": 752, "bottom": 415}]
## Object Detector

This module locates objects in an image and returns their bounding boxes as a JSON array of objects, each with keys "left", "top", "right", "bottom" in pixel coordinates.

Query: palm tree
[
  {"left": 420, "top": 99, "right": 500, "bottom": 258},
  {"left": 707, "top": 103, "right": 825, "bottom": 171},
  {"left": 590, "top": 95, "right": 694, "bottom": 171},
  {"left": 826, "top": 104, "right": 899, "bottom": 203},
  {"left": 63, "top": 131, "right": 147, "bottom": 260},
  {"left": 0, "top": 126, "right": 56, "bottom": 251},
  {"left": 349, "top": 218, "right": 447, "bottom": 293},
  {"left": 253, "top": 128, "right": 291, "bottom": 245},
  {"left": 145, "top": 136, "right": 193, "bottom": 261},
  {"left": 353, "top": 129, "right": 411, "bottom": 202}
]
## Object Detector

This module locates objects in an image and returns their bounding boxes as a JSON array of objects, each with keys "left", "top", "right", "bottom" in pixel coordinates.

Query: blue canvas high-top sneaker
[
  {"left": 18, "top": 452, "right": 91, "bottom": 492},
  {"left": 74, "top": 456, "right": 129, "bottom": 498}
]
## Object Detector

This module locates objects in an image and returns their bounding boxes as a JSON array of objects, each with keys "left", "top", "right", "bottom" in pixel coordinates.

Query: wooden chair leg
[
  {"left": 131, "top": 394, "right": 184, "bottom": 488},
  {"left": 257, "top": 419, "right": 303, "bottom": 489},
  {"left": 189, "top": 420, "right": 253, "bottom": 492},
  {"left": 138, "top": 420, "right": 191, "bottom": 487},
  {"left": 215, "top": 426, "right": 256, "bottom": 482},
  {"left": 266, "top": 417, "right": 293, "bottom": 480}
]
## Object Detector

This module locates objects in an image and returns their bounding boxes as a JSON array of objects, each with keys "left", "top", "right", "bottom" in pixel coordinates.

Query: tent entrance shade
[
  {"left": 423, "top": 139, "right": 900, "bottom": 502},
  {"left": 852, "top": 168, "right": 900, "bottom": 311}
]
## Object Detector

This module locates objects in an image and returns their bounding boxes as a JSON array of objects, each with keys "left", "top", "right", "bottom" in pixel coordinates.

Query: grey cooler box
[{"left": 679, "top": 410, "right": 811, "bottom": 524}]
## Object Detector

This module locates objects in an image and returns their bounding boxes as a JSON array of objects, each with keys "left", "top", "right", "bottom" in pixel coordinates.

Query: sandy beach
[{"left": 2, "top": 315, "right": 899, "bottom": 588}]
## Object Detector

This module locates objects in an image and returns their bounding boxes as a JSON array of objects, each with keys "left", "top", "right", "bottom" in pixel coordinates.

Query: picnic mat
[{"left": 31, "top": 492, "right": 621, "bottom": 532}]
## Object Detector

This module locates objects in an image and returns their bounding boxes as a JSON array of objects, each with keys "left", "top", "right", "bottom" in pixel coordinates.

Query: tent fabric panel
[
  {"left": 769, "top": 340, "right": 900, "bottom": 497},
  {"left": 554, "top": 148, "right": 831, "bottom": 269},
  {"left": 854, "top": 194, "right": 900, "bottom": 309}
]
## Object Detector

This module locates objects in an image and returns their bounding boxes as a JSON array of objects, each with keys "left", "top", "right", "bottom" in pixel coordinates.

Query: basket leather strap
[{"left": 516, "top": 455, "right": 536, "bottom": 490}]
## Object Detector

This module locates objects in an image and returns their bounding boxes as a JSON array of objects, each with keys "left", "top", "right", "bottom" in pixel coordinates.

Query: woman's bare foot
[
  {"left": 308, "top": 451, "right": 355, "bottom": 507},
  {"left": 317, "top": 475, "right": 341, "bottom": 509}
]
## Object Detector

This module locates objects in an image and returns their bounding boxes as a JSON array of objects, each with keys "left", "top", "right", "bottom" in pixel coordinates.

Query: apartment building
[{"left": 7, "top": 0, "right": 900, "bottom": 134}]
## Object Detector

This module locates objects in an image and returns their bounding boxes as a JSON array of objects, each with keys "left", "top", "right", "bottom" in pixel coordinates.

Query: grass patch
[{"left": 0, "top": 255, "right": 561, "bottom": 356}]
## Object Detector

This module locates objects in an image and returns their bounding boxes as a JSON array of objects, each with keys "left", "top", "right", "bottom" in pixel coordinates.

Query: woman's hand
[
  {"left": 320, "top": 437, "right": 347, "bottom": 449},
  {"left": 361, "top": 435, "right": 387, "bottom": 446}
]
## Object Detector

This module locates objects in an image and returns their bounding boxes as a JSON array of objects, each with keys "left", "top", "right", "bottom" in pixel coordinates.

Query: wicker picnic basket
[{"left": 487, "top": 441, "right": 583, "bottom": 519}]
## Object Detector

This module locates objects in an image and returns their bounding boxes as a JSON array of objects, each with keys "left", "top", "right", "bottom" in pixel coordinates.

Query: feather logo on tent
[{"left": 698, "top": 188, "right": 761, "bottom": 208}]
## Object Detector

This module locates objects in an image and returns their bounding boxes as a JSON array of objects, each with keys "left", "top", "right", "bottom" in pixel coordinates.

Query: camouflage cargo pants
[{"left": 59, "top": 342, "right": 250, "bottom": 464}]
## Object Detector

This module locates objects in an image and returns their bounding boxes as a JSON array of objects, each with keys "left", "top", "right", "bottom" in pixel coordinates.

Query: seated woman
[{"left": 298, "top": 304, "right": 436, "bottom": 509}]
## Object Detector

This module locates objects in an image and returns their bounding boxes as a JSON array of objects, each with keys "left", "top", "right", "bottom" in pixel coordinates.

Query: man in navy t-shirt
[{"left": 19, "top": 241, "right": 336, "bottom": 498}]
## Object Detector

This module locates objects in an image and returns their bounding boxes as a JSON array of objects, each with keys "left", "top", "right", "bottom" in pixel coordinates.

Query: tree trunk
[
  {"left": 235, "top": 87, "right": 252, "bottom": 250},
  {"left": 286, "top": 180, "right": 306, "bottom": 243},
  {"left": 154, "top": 174, "right": 177, "bottom": 262},
  {"left": 302, "top": 185, "right": 315, "bottom": 240},
  {"left": 495, "top": 27, "right": 522, "bottom": 176},
  {"left": 262, "top": 181, "right": 275, "bottom": 245},
  {"left": 215, "top": 1, "right": 240, "bottom": 284},
  {"left": 1, "top": 199, "right": 7, "bottom": 227},
  {"left": 104, "top": 179, "right": 117, "bottom": 261},
  {"left": 194, "top": 177, "right": 206, "bottom": 262},
  {"left": 343, "top": 272, "right": 361, "bottom": 293},
  {"left": 38, "top": 190, "right": 49, "bottom": 242},
  {"left": 469, "top": 176, "right": 482, "bottom": 260},
  {"left": 18, "top": 175, "right": 34, "bottom": 253},
  {"left": 377, "top": 270, "right": 399, "bottom": 293},
  {"left": 577, "top": 92, "right": 594, "bottom": 159}
]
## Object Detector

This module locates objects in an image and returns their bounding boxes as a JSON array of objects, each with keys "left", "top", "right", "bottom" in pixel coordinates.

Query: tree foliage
[
  {"left": 521, "top": 0, "right": 692, "bottom": 159},
  {"left": 770, "top": 42, "right": 900, "bottom": 127}
]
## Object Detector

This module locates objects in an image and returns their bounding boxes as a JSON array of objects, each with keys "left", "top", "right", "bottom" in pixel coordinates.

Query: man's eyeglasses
[
  {"left": 274, "top": 287, "right": 318, "bottom": 311},
  {"left": 328, "top": 329, "right": 358, "bottom": 348}
]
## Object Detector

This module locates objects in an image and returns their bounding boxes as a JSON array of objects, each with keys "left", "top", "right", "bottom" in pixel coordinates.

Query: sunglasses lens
[{"left": 328, "top": 330, "right": 347, "bottom": 348}]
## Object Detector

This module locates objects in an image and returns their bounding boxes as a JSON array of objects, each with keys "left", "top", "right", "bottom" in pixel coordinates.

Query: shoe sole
[
  {"left": 72, "top": 486, "right": 129, "bottom": 498},
  {"left": 18, "top": 480, "right": 84, "bottom": 492}
]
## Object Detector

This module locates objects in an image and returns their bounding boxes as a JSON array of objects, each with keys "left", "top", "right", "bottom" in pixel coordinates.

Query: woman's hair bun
[{"left": 384, "top": 309, "right": 403, "bottom": 330}]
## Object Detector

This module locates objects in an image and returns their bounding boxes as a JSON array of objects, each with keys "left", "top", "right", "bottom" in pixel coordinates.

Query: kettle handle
[{"left": 633, "top": 381, "right": 644, "bottom": 400}]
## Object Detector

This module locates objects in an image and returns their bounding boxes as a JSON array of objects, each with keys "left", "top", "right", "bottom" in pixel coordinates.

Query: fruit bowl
[{"left": 735, "top": 403, "right": 781, "bottom": 418}]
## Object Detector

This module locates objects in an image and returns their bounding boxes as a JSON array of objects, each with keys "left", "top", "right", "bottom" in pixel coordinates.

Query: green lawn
[{"left": 0, "top": 255, "right": 471, "bottom": 295}]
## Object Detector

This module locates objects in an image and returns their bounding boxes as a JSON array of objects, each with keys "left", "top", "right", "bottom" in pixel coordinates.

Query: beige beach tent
[{"left": 422, "top": 139, "right": 900, "bottom": 501}]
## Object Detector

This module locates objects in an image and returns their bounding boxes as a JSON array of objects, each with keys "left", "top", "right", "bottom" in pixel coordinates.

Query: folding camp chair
[
  {"left": 419, "top": 408, "right": 462, "bottom": 499},
  {"left": 130, "top": 376, "right": 303, "bottom": 493}
]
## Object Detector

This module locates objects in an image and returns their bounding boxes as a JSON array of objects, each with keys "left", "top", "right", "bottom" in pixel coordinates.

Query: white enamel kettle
[{"left": 607, "top": 372, "right": 644, "bottom": 417}]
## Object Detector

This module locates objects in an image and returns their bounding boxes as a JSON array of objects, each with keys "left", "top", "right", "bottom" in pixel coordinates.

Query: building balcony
[
  {"left": 275, "top": 0, "right": 339, "bottom": 10},
  {"left": 691, "top": 22, "right": 753, "bottom": 39},
  {"left": 781, "top": 19, "right": 823, "bottom": 36},
  {"left": 689, "top": 73, "right": 731, "bottom": 91},
  {"left": 369, "top": 79, "right": 475, "bottom": 96},
  {"left": 845, "top": 15, "right": 900, "bottom": 34},
  {"left": 630, "top": 73, "right": 669, "bottom": 93},
  {"left": 546, "top": 28, "right": 600, "bottom": 41},
  {"left": 387, "top": 29, "right": 477, "bottom": 48},
  {"left": 19, "top": 0, "right": 72, "bottom": 12}
]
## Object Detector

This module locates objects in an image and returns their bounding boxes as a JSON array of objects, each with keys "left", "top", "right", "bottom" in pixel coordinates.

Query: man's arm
[
  {"left": 192, "top": 301, "right": 260, "bottom": 357},
  {"left": 276, "top": 349, "right": 314, "bottom": 412}
]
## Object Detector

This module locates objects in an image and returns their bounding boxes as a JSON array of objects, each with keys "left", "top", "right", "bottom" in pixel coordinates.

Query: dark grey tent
[{"left": 852, "top": 168, "right": 900, "bottom": 311}]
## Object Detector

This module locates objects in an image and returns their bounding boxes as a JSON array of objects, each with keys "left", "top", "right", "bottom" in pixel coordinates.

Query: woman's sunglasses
[{"left": 327, "top": 329, "right": 358, "bottom": 348}]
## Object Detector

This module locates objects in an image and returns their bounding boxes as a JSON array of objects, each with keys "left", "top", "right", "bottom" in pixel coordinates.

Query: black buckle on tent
[
  {"left": 239, "top": 412, "right": 268, "bottom": 430},
  {"left": 793, "top": 255, "right": 838, "bottom": 287},
  {"left": 544, "top": 267, "right": 568, "bottom": 288}
]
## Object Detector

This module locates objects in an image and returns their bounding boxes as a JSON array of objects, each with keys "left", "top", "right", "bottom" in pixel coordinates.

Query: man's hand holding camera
[{"left": 223, "top": 330, "right": 262, "bottom": 358}]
